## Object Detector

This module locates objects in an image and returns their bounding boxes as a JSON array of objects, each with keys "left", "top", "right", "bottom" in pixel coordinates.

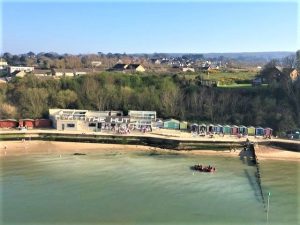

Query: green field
[{"left": 202, "top": 71, "right": 257, "bottom": 81}]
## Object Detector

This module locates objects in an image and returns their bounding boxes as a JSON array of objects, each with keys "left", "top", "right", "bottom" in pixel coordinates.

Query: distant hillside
[
  {"left": 133, "top": 51, "right": 295, "bottom": 63},
  {"left": 202, "top": 51, "right": 295, "bottom": 60}
]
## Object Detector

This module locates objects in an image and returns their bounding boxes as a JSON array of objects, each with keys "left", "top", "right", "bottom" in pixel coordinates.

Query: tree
[
  {"left": 19, "top": 88, "right": 49, "bottom": 118},
  {"left": 56, "top": 90, "right": 78, "bottom": 108},
  {"left": 296, "top": 50, "right": 300, "bottom": 71},
  {"left": 282, "top": 55, "right": 295, "bottom": 68},
  {"left": 0, "top": 103, "right": 17, "bottom": 119}
]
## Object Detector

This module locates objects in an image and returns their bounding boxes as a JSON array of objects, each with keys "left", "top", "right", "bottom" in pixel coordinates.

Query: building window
[
  {"left": 89, "top": 123, "right": 96, "bottom": 127},
  {"left": 67, "top": 123, "right": 75, "bottom": 128}
]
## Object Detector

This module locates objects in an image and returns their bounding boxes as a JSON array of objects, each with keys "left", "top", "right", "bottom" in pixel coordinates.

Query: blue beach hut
[
  {"left": 239, "top": 125, "right": 247, "bottom": 135},
  {"left": 255, "top": 127, "right": 264, "bottom": 136},
  {"left": 213, "top": 124, "right": 223, "bottom": 134},
  {"left": 191, "top": 123, "right": 199, "bottom": 133}
]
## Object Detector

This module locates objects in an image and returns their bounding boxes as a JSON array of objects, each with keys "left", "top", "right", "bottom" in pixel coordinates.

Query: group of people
[{"left": 193, "top": 164, "right": 216, "bottom": 172}]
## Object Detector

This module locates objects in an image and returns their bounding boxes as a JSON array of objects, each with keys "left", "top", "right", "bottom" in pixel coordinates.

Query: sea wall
[
  {"left": 260, "top": 141, "right": 300, "bottom": 152},
  {"left": 0, "top": 132, "right": 243, "bottom": 150}
]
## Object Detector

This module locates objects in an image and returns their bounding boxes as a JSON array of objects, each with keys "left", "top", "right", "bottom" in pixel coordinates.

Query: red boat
[{"left": 191, "top": 165, "right": 216, "bottom": 172}]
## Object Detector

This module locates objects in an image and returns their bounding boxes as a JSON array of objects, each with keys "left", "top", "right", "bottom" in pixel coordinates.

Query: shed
[
  {"left": 255, "top": 127, "right": 264, "bottom": 136},
  {"left": 199, "top": 124, "right": 207, "bottom": 133},
  {"left": 231, "top": 125, "right": 239, "bottom": 135},
  {"left": 34, "top": 119, "right": 52, "bottom": 128},
  {"left": 239, "top": 125, "right": 247, "bottom": 135},
  {"left": 163, "top": 119, "right": 180, "bottom": 130},
  {"left": 223, "top": 125, "right": 231, "bottom": 134},
  {"left": 0, "top": 119, "right": 18, "bottom": 128},
  {"left": 179, "top": 121, "right": 188, "bottom": 130},
  {"left": 247, "top": 126, "right": 256, "bottom": 136},
  {"left": 190, "top": 123, "right": 199, "bottom": 133},
  {"left": 264, "top": 128, "right": 273, "bottom": 136}
]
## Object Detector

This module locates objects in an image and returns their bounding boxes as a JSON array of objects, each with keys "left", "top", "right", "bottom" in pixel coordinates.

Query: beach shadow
[{"left": 244, "top": 169, "right": 262, "bottom": 203}]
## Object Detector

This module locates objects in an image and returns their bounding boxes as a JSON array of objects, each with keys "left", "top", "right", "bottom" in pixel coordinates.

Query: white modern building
[
  {"left": 49, "top": 109, "right": 124, "bottom": 131},
  {"left": 49, "top": 109, "right": 157, "bottom": 131},
  {"left": 128, "top": 110, "right": 156, "bottom": 128}
]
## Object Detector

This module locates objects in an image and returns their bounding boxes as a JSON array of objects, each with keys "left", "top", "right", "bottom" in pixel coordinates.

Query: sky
[{"left": 1, "top": 0, "right": 299, "bottom": 54}]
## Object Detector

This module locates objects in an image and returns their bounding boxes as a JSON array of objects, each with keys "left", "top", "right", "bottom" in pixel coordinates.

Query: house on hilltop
[
  {"left": 109, "top": 63, "right": 145, "bottom": 72},
  {"left": 11, "top": 70, "right": 26, "bottom": 78},
  {"left": 259, "top": 66, "right": 298, "bottom": 83},
  {"left": 110, "top": 63, "right": 128, "bottom": 71},
  {"left": 126, "top": 64, "right": 145, "bottom": 72},
  {"left": 282, "top": 68, "right": 298, "bottom": 81}
]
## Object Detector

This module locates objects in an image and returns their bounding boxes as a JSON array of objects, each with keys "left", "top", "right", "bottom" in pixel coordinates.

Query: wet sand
[{"left": 0, "top": 140, "right": 299, "bottom": 162}]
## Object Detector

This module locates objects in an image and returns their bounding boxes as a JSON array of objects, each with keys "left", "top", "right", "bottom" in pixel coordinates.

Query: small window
[
  {"left": 89, "top": 123, "right": 96, "bottom": 127},
  {"left": 67, "top": 123, "right": 75, "bottom": 128}
]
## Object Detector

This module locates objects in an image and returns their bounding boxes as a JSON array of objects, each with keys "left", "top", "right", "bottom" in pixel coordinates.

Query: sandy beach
[
  {"left": 255, "top": 144, "right": 300, "bottom": 162},
  {"left": 0, "top": 140, "right": 299, "bottom": 162}
]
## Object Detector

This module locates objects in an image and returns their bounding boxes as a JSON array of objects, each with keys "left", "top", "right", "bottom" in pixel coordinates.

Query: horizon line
[{"left": 1, "top": 50, "right": 298, "bottom": 55}]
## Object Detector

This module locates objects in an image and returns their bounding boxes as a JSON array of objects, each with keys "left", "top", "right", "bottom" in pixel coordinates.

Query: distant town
[{"left": 0, "top": 51, "right": 298, "bottom": 87}]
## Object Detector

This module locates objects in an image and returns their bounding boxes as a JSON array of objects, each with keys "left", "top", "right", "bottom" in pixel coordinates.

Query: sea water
[{"left": 0, "top": 148, "right": 299, "bottom": 225}]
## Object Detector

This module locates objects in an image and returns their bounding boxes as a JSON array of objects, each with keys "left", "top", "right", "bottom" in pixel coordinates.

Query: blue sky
[{"left": 1, "top": 0, "right": 299, "bottom": 54}]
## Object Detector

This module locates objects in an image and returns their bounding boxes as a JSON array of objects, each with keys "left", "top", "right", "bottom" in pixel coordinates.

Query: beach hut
[
  {"left": 217, "top": 124, "right": 223, "bottom": 134},
  {"left": 179, "top": 121, "right": 188, "bottom": 130},
  {"left": 199, "top": 124, "right": 207, "bottom": 134},
  {"left": 207, "top": 124, "right": 214, "bottom": 133},
  {"left": 190, "top": 123, "right": 199, "bottom": 133},
  {"left": 154, "top": 119, "right": 164, "bottom": 129},
  {"left": 34, "top": 119, "right": 51, "bottom": 128},
  {"left": 0, "top": 119, "right": 18, "bottom": 128},
  {"left": 163, "top": 119, "right": 180, "bottom": 130},
  {"left": 255, "top": 127, "right": 264, "bottom": 136},
  {"left": 223, "top": 125, "right": 231, "bottom": 135},
  {"left": 212, "top": 124, "right": 223, "bottom": 134},
  {"left": 231, "top": 125, "right": 239, "bottom": 135},
  {"left": 19, "top": 119, "right": 35, "bottom": 128},
  {"left": 247, "top": 126, "right": 256, "bottom": 136},
  {"left": 286, "top": 130, "right": 300, "bottom": 139},
  {"left": 294, "top": 131, "right": 300, "bottom": 139},
  {"left": 239, "top": 125, "right": 247, "bottom": 135},
  {"left": 264, "top": 128, "right": 273, "bottom": 137}
]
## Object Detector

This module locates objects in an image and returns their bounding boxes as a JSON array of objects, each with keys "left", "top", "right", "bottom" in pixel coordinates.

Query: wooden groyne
[{"left": 250, "top": 143, "right": 266, "bottom": 210}]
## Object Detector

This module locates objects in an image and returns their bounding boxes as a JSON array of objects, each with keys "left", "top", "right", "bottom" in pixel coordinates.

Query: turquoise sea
[{"left": 0, "top": 147, "right": 299, "bottom": 225}]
